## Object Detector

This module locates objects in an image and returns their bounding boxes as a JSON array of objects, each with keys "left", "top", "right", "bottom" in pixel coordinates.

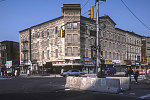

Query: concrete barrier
[
  {"left": 107, "top": 77, "right": 130, "bottom": 91},
  {"left": 65, "top": 76, "right": 120, "bottom": 93}
]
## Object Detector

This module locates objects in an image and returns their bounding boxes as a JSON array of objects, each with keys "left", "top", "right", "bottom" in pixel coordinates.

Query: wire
[
  {"left": 120, "top": 0, "right": 150, "bottom": 31},
  {"left": 82, "top": 2, "right": 103, "bottom": 16},
  {"left": 81, "top": 0, "right": 89, "bottom": 9}
]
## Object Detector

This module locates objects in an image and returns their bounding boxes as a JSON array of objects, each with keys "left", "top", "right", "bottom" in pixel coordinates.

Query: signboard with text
[
  {"left": 105, "top": 59, "right": 113, "bottom": 64},
  {"left": 83, "top": 58, "right": 95, "bottom": 66},
  {"left": 5, "top": 61, "right": 12, "bottom": 68}
]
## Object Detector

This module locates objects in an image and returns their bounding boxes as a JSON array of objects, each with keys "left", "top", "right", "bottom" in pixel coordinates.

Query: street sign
[{"left": 5, "top": 61, "right": 12, "bottom": 68}]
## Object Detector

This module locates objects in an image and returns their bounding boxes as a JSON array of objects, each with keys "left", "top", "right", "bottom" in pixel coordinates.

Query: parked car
[
  {"left": 61, "top": 69, "right": 85, "bottom": 77},
  {"left": 103, "top": 68, "right": 116, "bottom": 75},
  {"left": 7, "top": 71, "right": 15, "bottom": 76}
]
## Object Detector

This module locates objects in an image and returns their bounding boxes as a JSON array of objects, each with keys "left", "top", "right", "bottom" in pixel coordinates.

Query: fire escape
[{"left": 21, "top": 39, "right": 29, "bottom": 65}]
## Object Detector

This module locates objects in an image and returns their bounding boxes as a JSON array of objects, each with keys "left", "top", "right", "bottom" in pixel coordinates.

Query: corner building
[{"left": 19, "top": 4, "right": 142, "bottom": 73}]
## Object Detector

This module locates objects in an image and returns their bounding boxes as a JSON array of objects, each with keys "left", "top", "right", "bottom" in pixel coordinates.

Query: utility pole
[
  {"left": 96, "top": 0, "right": 99, "bottom": 77},
  {"left": 95, "top": 0, "right": 106, "bottom": 77}
]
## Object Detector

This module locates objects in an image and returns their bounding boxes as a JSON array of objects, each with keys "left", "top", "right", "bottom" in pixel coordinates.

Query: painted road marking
[{"left": 138, "top": 94, "right": 150, "bottom": 99}]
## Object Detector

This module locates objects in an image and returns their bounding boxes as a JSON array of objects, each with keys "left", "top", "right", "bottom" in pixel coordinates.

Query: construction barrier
[
  {"left": 65, "top": 76, "right": 120, "bottom": 93},
  {"left": 107, "top": 77, "right": 130, "bottom": 91}
]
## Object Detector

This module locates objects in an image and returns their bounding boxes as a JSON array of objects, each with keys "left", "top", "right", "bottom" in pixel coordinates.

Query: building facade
[
  {"left": 0, "top": 40, "right": 20, "bottom": 67},
  {"left": 19, "top": 4, "right": 142, "bottom": 73},
  {"left": 141, "top": 37, "right": 150, "bottom": 65}
]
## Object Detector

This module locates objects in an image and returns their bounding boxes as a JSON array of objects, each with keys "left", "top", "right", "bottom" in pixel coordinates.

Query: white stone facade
[{"left": 19, "top": 4, "right": 142, "bottom": 71}]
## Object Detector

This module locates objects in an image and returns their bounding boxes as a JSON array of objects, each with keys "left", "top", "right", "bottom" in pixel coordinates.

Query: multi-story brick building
[
  {"left": 0, "top": 40, "right": 20, "bottom": 68},
  {"left": 99, "top": 16, "right": 141, "bottom": 69},
  {"left": 141, "top": 37, "right": 150, "bottom": 66},
  {"left": 19, "top": 4, "right": 142, "bottom": 73}
]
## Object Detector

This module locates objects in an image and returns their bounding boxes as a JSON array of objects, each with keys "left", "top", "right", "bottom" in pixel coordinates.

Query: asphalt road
[{"left": 0, "top": 77, "right": 149, "bottom": 100}]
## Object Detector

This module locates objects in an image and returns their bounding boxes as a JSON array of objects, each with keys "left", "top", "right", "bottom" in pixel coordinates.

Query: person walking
[
  {"left": 128, "top": 67, "right": 133, "bottom": 82},
  {"left": 14, "top": 70, "right": 18, "bottom": 78},
  {"left": 134, "top": 69, "right": 139, "bottom": 83},
  {"left": 27, "top": 68, "right": 30, "bottom": 77}
]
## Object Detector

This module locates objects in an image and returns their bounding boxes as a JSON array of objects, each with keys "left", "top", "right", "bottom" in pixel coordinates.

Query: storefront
[{"left": 82, "top": 58, "right": 95, "bottom": 74}]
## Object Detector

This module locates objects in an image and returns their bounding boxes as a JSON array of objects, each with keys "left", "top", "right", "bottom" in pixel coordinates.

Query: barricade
[
  {"left": 107, "top": 77, "right": 130, "bottom": 91},
  {"left": 65, "top": 76, "right": 120, "bottom": 93}
]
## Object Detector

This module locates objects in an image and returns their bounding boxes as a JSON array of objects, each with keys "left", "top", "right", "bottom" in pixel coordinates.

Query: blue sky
[{"left": 0, "top": 0, "right": 150, "bottom": 42}]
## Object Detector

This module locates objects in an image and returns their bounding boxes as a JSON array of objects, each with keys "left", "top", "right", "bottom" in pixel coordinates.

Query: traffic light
[
  {"left": 62, "top": 29, "right": 65, "bottom": 37},
  {"left": 58, "top": 30, "right": 61, "bottom": 37},
  {"left": 88, "top": 6, "right": 94, "bottom": 19}
]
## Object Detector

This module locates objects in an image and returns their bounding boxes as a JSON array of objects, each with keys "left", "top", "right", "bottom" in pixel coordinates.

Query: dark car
[
  {"left": 7, "top": 71, "right": 15, "bottom": 76},
  {"left": 61, "top": 69, "right": 85, "bottom": 77},
  {"left": 103, "top": 68, "right": 116, "bottom": 75}
]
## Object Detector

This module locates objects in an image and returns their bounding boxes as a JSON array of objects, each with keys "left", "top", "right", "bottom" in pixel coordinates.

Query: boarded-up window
[
  {"left": 56, "top": 49, "right": 58, "bottom": 58},
  {"left": 73, "top": 47, "right": 78, "bottom": 56},
  {"left": 73, "top": 34, "right": 78, "bottom": 43},
  {"left": 67, "top": 47, "right": 72, "bottom": 56},
  {"left": 67, "top": 34, "right": 72, "bottom": 43}
]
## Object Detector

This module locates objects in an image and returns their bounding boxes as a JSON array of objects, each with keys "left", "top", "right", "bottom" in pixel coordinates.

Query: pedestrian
[
  {"left": 128, "top": 67, "right": 133, "bottom": 82},
  {"left": 3, "top": 70, "right": 7, "bottom": 78},
  {"left": 27, "top": 69, "right": 30, "bottom": 77},
  {"left": 134, "top": 69, "right": 139, "bottom": 83},
  {"left": 15, "top": 70, "right": 18, "bottom": 78}
]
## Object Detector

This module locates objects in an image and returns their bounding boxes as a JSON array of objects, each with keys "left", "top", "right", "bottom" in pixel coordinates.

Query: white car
[{"left": 61, "top": 69, "right": 85, "bottom": 77}]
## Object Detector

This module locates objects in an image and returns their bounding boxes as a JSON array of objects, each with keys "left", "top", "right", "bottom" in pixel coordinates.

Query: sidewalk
[{"left": 19, "top": 74, "right": 63, "bottom": 78}]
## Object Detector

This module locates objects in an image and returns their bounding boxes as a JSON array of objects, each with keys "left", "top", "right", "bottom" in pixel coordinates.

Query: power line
[
  {"left": 63, "top": 0, "right": 90, "bottom": 25},
  {"left": 120, "top": 0, "right": 150, "bottom": 31},
  {"left": 81, "top": 0, "right": 89, "bottom": 9},
  {"left": 82, "top": 2, "right": 103, "bottom": 16}
]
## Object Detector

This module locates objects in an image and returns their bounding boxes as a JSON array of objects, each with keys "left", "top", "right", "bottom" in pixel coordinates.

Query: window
[
  {"left": 37, "top": 32, "right": 40, "bottom": 38},
  {"left": 73, "top": 47, "right": 78, "bottom": 56},
  {"left": 41, "top": 31, "right": 44, "bottom": 37},
  {"left": 91, "top": 38, "right": 95, "bottom": 45},
  {"left": 109, "top": 52, "right": 111, "bottom": 59},
  {"left": 73, "top": 23, "right": 77, "bottom": 29},
  {"left": 47, "top": 50, "right": 49, "bottom": 59},
  {"left": 42, "top": 51, "right": 44, "bottom": 59},
  {"left": 55, "top": 26, "right": 58, "bottom": 34},
  {"left": 67, "top": 23, "right": 71, "bottom": 29},
  {"left": 113, "top": 52, "right": 115, "bottom": 60},
  {"left": 104, "top": 41, "right": 106, "bottom": 47},
  {"left": 47, "top": 29, "right": 50, "bottom": 36},
  {"left": 73, "top": 34, "right": 78, "bottom": 43},
  {"left": 86, "top": 49, "right": 88, "bottom": 57},
  {"left": 33, "top": 33, "right": 35, "bottom": 38},
  {"left": 105, "top": 51, "right": 107, "bottom": 59},
  {"left": 67, "top": 47, "right": 72, "bottom": 56},
  {"left": 56, "top": 49, "right": 58, "bottom": 58},
  {"left": 67, "top": 34, "right": 72, "bottom": 43}
]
